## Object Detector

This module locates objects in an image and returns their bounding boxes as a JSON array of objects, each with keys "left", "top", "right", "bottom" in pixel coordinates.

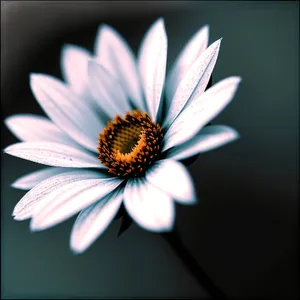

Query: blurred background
[{"left": 1, "top": 1, "right": 299, "bottom": 299}]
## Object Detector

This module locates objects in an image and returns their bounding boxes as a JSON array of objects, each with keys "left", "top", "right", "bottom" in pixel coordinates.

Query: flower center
[{"left": 98, "top": 110, "right": 163, "bottom": 177}]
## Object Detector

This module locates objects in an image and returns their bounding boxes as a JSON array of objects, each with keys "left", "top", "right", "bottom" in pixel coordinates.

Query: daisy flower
[{"left": 4, "top": 18, "right": 241, "bottom": 254}]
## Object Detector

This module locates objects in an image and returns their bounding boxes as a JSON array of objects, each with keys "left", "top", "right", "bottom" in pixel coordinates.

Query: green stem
[{"left": 161, "top": 226, "right": 228, "bottom": 299}]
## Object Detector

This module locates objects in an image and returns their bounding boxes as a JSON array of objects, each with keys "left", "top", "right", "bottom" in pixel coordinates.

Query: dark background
[{"left": 1, "top": 1, "right": 299, "bottom": 299}]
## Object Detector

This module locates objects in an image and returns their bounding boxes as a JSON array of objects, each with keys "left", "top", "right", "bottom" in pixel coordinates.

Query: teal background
[{"left": 1, "top": 1, "right": 299, "bottom": 299}]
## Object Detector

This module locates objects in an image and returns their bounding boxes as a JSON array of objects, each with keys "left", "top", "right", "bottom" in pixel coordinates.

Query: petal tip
[
  {"left": 61, "top": 43, "right": 91, "bottom": 57},
  {"left": 10, "top": 181, "right": 27, "bottom": 190},
  {"left": 12, "top": 207, "right": 30, "bottom": 221},
  {"left": 3, "top": 116, "right": 12, "bottom": 128},
  {"left": 29, "top": 219, "right": 42, "bottom": 232},
  {"left": 189, "top": 196, "right": 198, "bottom": 205},
  {"left": 29, "top": 72, "right": 41, "bottom": 82},
  {"left": 98, "top": 23, "right": 110, "bottom": 33},
  {"left": 236, "top": 76, "right": 242, "bottom": 84},
  {"left": 61, "top": 44, "right": 74, "bottom": 60},
  {"left": 202, "top": 37, "right": 222, "bottom": 57},
  {"left": 152, "top": 17, "right": 166, "bottom": 33},
  {"left": 61, "top": 43, "right": 76, "bottom": 52},
  {"left": 203, "top": 24, "right": 210, "bottom": 30},
  {"left": 71, "top": 248, "right": 82, "bottom": 255},
  {"left": 10, "top": 182, "right": 18, "bottom": 189},
  {"left": 3, "top": 145, "right": 10, "bottom": 154},
  {"left": 212, "top": 38, "right": 222, "bottom": 49},
  {"left": 95, "top": 23, "right": 116, "bottom": 45},
  {"left": 29, "top": 73, "right": 46, "bottom": 90},
  {"left": 3, "top": 143, "right": 20, "bottom": 155},
  {"left": 70, "top": 240, "right": 86, "bottom": 255},
  {"left": 30, "top": 73, "right": 55, "bottom": 86},
  {"left": 230, "top": 76, "right": 243, "bottom": 87},
  {"left": 233, "top": 129, "right": 241, "bottom": 140},
  {"left": 13, "top": 215, "right": 23, "bottom": 221},
  {"left": 164, "top": 221, "right": 175, "bottom": 232},
  {"left": 201, "top": 24, "right": 210, "bottom": 36},
  {"left": 156, "top": 17, "right": 165, "bottom": 25}
]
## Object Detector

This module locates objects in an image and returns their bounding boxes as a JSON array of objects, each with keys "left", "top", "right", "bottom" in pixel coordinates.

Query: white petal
[
  {"left": 166, "top": 25, "right": 209, "bottom": 107},
  {"left": 123, "top": 178, "right": 175, "bottom": 232},
  {"left": 60, "top": 44, "right": 92, "bottom": 94},
  {"left": 30, "top": 177, "right": 123, "bottom": 231},
  {"left": 88, "top": 61, "right": 130, "bottom": 118},
  {"left": 168, "top": 125, "right": 240, "bottom": 161},
  {"left": 12, "top": 167, "right": 72, "bottom": 190},
  {"left": 163, "top": 76, "right": 242, "bottom": 151},
  {"left": 4, "top": 142, "right": 103, "bottom": 168},
  {"left": 12, "top": 169, "right": 106, "bottom": 221},
  {"left": 70, "top": 189, "right": 123, "bottom": 254},
  {"left": 4, "top": 114, "right": 80, "bottom": 148},
  {"left": 138, "top": 18, "right": 168, "bottom": 122},
  {"left": 95, "top": 24, "right": 144, "bottom": 111},
  {"left": 164, "top": 38, "right": 222, "bottom": 128},
  {"left": 145, "top": 159, "right": 196, "bottom": 204},
  {"left": 30, "top": 73, "right": 104, "bottom": 152}
]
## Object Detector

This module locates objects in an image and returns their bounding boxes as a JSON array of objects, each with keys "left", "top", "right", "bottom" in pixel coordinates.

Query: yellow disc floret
[{"left": 98, "top": 110, "right": 163, "bottom": 177}]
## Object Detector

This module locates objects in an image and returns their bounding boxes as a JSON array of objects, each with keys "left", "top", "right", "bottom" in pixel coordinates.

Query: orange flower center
[{"left": 98, "top": 110, "right": 163, "bottom": 177}]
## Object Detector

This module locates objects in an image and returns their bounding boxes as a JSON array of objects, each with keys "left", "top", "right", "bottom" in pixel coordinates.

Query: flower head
[{"left": 4, "top": 18, "right": 241, "bottom": 254}]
